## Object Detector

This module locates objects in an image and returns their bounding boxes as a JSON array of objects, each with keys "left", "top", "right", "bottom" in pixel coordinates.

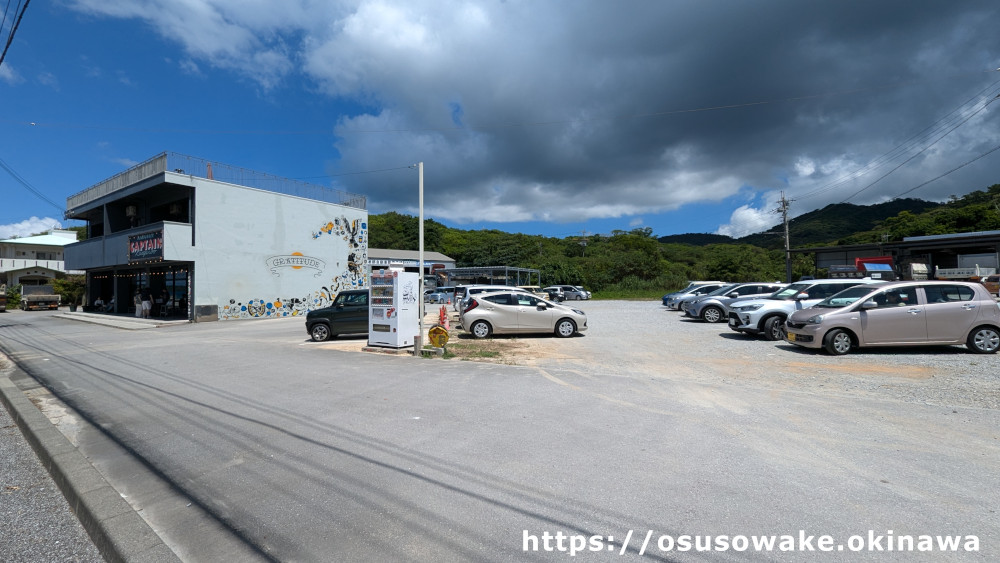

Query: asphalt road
[{"left": 1, "top": 304, "right": 997, "bottom": 562}]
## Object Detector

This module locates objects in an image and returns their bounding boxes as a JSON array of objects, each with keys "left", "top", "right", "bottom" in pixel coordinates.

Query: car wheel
[
  {"left": 573, "top": 294, "right": 581, "bottom": 301},
  {"left": 555, "top": 318, "right": 577, "bottom": 338},
  {"left": 310, "top": 323, "right": 332, "bottom": 342},
  {"left": 967, "top": 326, "right": 1000, "bottom": 354},
  {"left": 762, "top": 316, "right": 785, "bottom": 341},
  {"left": 701, "top": 306, "right": 724, "bottom": 323},
  {"left": 823, "top": 329, "right": 852, "bottom": 355},
  {"left": 470, "top": 320, "right": 492, "bottom": 339}
]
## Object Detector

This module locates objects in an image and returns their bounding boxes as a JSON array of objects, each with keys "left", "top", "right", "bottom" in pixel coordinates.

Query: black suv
[{"left": 305, "top": 289, "right": 369, "bottom": 341}]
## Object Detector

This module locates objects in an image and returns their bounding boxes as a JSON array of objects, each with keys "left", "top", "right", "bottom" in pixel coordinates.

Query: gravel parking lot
[
  {"left": 462, "top": 299, "right": 1000, "bottom": 411},
  {"left": 3, "top": 303, "right": 998, "bottom": 560}
]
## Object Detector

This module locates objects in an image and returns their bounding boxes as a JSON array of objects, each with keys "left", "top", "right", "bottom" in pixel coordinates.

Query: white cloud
[
  {"left": 37, "top": 71, "right": 58, "bottom": 89},
  {"left": 111, "top": 157, "right": 140, "bottom": 168},
  {"left": 0, "top": 217, "right": 64, "bottom": 239},
  {"left": 715, "top": 191, "right": 786, "bottom": 239},
  {"left": 0, "top": 64, "right": 23, "bottom": 84}
]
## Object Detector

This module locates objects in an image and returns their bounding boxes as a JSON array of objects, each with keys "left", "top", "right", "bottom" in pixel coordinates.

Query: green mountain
[
  {"left": 659, "top": 198, "right": 938, "bottom": 249},
  {"left": 741, "top": 198, "right": 938, "bottom": 249}
]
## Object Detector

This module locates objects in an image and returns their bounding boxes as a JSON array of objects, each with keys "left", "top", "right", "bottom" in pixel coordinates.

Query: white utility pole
[{"left": 417, "top": 162, "right": 425, "bottom": 354}]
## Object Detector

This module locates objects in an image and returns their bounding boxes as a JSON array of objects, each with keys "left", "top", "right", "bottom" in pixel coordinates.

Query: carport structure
[{"left": 441, "top": 266, "right": 541, "bottom": 287}]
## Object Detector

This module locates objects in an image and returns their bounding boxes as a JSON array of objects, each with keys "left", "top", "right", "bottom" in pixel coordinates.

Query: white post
[{"left": 417, "top": 162, "right": 425, "bottom": 354}]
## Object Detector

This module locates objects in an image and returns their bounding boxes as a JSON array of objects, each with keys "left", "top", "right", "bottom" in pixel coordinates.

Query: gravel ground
[
  {"left": 481, "top": 299, "right": 1000, "bottom": 411},
  {"left": 0, "top": 355, "right": 103, "bottom": 563}
]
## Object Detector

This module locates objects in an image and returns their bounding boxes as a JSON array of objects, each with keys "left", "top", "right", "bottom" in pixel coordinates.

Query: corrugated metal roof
[{"left": 0, "top": 231, "right": 79, "bottom": 246}]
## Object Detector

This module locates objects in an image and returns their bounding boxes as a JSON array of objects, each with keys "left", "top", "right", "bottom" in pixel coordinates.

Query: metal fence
[{"left": 66, "top": 152, "right": 367, "bottom": 213}]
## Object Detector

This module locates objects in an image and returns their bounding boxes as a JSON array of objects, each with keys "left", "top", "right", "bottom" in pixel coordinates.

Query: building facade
[
  {"left": 793, "top": 230, "right": 1000, "bottom": 280},
  {"left": 0, "top": 229, "right": 81, "bottom": 286},
  {"left": 64, "top": 152, "right": 368, "bottom": 321}
]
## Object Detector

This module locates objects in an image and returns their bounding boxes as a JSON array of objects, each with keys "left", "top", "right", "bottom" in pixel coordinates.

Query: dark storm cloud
[{"left": 72, "top": 0, "right": 1000, "bottom": 235}]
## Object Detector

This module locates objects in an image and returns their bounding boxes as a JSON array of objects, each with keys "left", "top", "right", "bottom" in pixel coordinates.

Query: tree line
[
  {"left": 368, "top": 212, "right": 810, "bottom": 295},
  {"left": 369, "top": 183, "right": 1000, "bottom": 295}
]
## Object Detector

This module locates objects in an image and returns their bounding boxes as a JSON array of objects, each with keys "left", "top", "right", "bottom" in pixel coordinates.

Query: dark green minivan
[{"left": 305, "top": 289, "right": 369, "bottom": 341}]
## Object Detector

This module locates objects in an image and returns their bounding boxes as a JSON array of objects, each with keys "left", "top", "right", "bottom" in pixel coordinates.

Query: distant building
[
  {"left": 793, "top": 230, "right": 1000, "bottom": 280},
  {"left": 64, "top": 152, "right": 368, "bottom": 321},
  {"left": 0, "top": 229, "right": 82, "bottom": 286}
]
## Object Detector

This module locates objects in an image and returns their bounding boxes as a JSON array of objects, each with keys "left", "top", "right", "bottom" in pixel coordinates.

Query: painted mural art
[
  {"left": 219, "top": 216, "right": 368, "bottom": 320},
  {"left": 265, "top": 253, "right": 327, "bottom": 277}
]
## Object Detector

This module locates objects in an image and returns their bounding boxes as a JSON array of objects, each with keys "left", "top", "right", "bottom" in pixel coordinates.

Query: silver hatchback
[{"left": 784, "top": 281, "right": 1000, "bottom": 355}]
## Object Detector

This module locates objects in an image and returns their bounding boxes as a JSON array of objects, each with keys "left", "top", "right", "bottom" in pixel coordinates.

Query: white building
[
  {"left": 0, "top": 229, "right": 82, "bottom": 286},
  {"left": 64, "top": 152, "right": 368, "bottom": 321}
]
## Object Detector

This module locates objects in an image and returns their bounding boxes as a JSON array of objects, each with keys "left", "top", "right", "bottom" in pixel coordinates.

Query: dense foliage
[
  {"left": 51, "top": 274, "right": 86, "bottom": 306},
  {"left": 368, "top": 183, "right": 998, "bottom": 295},
  {"left": 370, "top": 218, "right": 809, "bottom": 294}
]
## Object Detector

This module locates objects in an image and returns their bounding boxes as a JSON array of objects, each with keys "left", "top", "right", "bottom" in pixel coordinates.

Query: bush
[{"left": 6, "top": 284, "right": 21, "bottom": 306}]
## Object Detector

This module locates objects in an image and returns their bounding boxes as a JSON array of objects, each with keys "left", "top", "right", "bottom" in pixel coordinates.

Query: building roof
[
  {"left": 367, "top": 248, "right": 454, "bottom": 263},
  {"left": 0, "top": 230, "right": 79, "bottom": 247}
]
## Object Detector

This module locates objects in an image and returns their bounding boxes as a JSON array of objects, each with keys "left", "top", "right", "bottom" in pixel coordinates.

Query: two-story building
[
  {"left": 64, "top": 152, "right": 369, "bottom": 321},
  {"left": 0, "top": 229, "right": 81, "bottom": 286}
]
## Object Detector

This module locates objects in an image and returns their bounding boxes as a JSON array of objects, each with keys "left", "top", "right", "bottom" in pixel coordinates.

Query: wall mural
[{"left": 220, "top": 216, "right": 368, "bottom": 320}]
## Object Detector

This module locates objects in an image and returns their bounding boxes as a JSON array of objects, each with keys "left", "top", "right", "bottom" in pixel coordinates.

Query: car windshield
[
  {"left": 705, "top": 284, "right": 738, "bottom": 296},
  {"left": 813, "top": 286, "right": 877, "bottom": 308},
  {"left": 768, "top": 283, "right": 813, "bottom": 300}
]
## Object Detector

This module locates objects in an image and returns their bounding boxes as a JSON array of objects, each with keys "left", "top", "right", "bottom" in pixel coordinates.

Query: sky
[{"left": 2, "top": 0, "right": 1000, "bottom": 241}]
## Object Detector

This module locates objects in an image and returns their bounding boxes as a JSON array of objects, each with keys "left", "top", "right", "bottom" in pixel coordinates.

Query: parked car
[
  {"left": 683, "top": 282, "right": 787, "bottom": 322},
  {"left": 454, "top": 285, "right": 535, "bottom": 311},
  {"left": 784, "top": 281, "right": 1000, "bottom": 355},
  {"left": 981, "top": 274, "right": 1000, "bottom": 297},
  {"left": 541, "top": 286, "right": 566, "bottom": 302},
  {"left": 460, "top": 290, "right": 587, "bottom": 338},
  {"left": 305, "top": 289, "right": 369, "bottom": 341},
  {"left": 675, "top": 283, "right": 739, "bottom": 314},
  {"left": 556, "top": 285, "right": 591, "bottom": 300},
  {"left": 662, "top": 281, "right": 727, "bottom": 309},
  {"left": 424, "top": 286, "right": 455, "bottom": 304},
  {"left": 728, "top": 278, "right": 883, "bottom": 340}
]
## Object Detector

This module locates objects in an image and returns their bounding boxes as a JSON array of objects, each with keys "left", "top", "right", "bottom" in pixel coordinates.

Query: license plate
[
  {"left": 728, "top": 317, "right": 738, "bottom": 327},
  {"left": 787, "top": 333, "right": 796, "bottom": 342}
]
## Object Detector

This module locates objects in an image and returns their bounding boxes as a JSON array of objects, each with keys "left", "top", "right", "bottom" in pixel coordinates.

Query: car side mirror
[
  {"left": 860, "top": 300, "right": 878, "bottom": 309},
  {"left": 795, "top": 292, "right": 810, "bottom": 300},
  {"left": 727, "top": 292, "right": 739, "bottom": 298},
  {"left": 537, "top": 303, "right": 548, "bottom": 310}
]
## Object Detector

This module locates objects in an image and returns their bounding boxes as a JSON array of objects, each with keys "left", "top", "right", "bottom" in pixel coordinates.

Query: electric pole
[{"left": 776, "top": 192, "right": 793, "bottom": 283}]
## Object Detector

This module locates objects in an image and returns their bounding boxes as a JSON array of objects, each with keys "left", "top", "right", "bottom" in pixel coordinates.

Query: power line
[
  {"left": 795, "top": 77, "right": 1000, "bottom": 202},
  {"left": 838, "top": 91, "right": 1000, "bottom": 204},
  {"left": 892, "top": 140, "right": 1000, "bottom": 199},
  {"left": 0, "top": 155, "right": 64, "bottom": 212},
  {"left": 0, "top": 0, "right": 29, "bottom": 68}
]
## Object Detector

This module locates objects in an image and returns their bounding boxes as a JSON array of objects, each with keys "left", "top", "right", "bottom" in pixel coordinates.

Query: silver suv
[
  {"left": 728, "top": 279, "right": 883, "bottom": 340},
  {"left": 683, "top": 282, "right": 786, "bottom": 322}
]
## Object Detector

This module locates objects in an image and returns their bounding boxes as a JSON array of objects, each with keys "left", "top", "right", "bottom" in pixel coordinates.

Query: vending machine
[{"left": 368, "top": 268, "right": 421, "bottom": 348}]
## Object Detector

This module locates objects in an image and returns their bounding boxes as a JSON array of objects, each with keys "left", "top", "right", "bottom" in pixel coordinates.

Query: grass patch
[{"left": 432, "top": 329, "right": 528, "bottom": 364}]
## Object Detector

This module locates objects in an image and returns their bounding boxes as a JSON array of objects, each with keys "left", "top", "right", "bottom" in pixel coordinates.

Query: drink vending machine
[{"left": 368, "top": 268, "right": 420, "bottom": 348}]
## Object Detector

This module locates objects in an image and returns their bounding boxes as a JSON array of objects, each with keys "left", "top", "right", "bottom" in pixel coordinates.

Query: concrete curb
[
  {"left": 53, "top": 311, "right": 189, "bottom": 330},
  {"left": 0, "top": 368, "right": 181, "bottom": 563}
]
